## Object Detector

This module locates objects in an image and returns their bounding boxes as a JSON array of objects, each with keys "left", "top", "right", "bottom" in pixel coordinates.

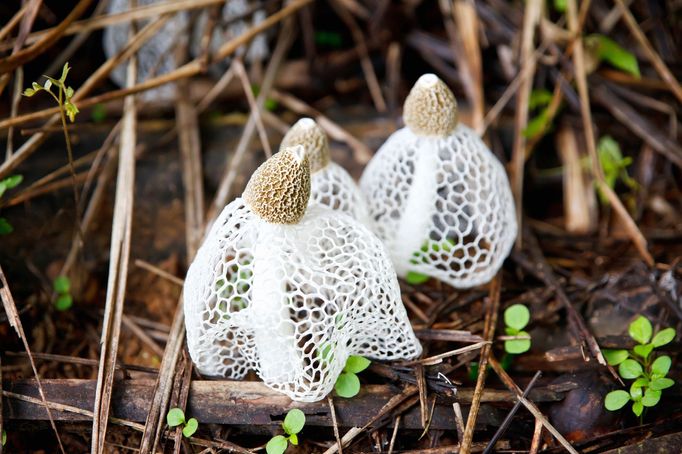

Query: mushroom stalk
[
  {"left": 250, "top": 223, "right": 300, "bottom": 383},
  {"left": 393, "top": 140, "right": 439, "bottom": 275}
]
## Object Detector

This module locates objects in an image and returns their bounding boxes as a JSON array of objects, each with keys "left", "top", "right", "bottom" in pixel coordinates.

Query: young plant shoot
[
  {"left": 266, "top": 408, "right": 305, "bottom": 454},
  {"left": 503, "top": 304, "right": 532, "bottom": 354},
  {"left": 360, "top": 74, "right": 517, "bottom": 289},
  {"left": 166, "top": 408, "right": 198, "bottom": 438},
  {"left": 183, "top": 146, "right": 421, "bottom": 402},
  {"left": 603, "top": 316, "right": 676, "bottom": 419}
]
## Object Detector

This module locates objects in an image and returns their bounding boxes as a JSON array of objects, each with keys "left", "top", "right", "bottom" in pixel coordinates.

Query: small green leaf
[
  {"left": 528, "top": 89, "right": 553, "bottom": 110},
  {"left": 344, "top": 355, "right": 371, "bottom": 374},
  {"left": 604, "top": 390, "right": 630, "bottom": 411},
  {"left": 53, "top": 276, "right": 71, "bottom": 294},
  {"left": 618, "top": 359, "right": 644, "bottom": 379},
  {"left": 65, "top": 102, "right": 79, "bottom": 122},
  {"left": 55, "top": 294, "right": 73, "bottom": 311},
  {"left": 652, "top": 328, "right": 676, "bottom": 348},
  {"left": 633, "top": 343, "right": 654, "bottom": 360},
  {"left": 32, "top": 82, "right": 41, "bottom": 91},
  {"left": 651, "top": 355, "right": 672, "bottom": 377},
  {"left": 641, "top": 388, "right": 661, "bottom": 407},
  {"left": 649, "top": 377, "right": 675, "bottom": 391},
  {"left": 289, "top": 433, "right": 298, "bottom": 445},
  {"left": 2, "top": 429, "right": 5, "bottom": 446},
  {"left": 585, "top": 34, "right": 640, "bottom": 78},
  {"left": 505, "top": 331, "right": 531, "bottom": 354},
  {"left": 265, "top": 98, "right": 278, "bottom": 112},
  {"left": 632, "top": 400, "right": 643, "bottom": 416},
  {"left": 3, "top": 175, "right": 23, "bottom": 189},
  {"left": 166, "top": 408, "right": 185, "bottom": 427},
  {"left": 0, "top": 218, "right": 13, "bottom": 235},
  {"left": 335, "top": 372, "right": 361, "bottom": 398},
  {"left": 603, "top": 349, "right": 629, "bottom": 366},
  {"left": 504, "top": 304, "right": 530, "bottom": 330},
  {"left": 182, "top": 418, "right": 198, "bottom": 438},
  {"left": 44, "top": 79, "right": 52, "bottom": 91},
  {"left": 23, "top": 88, "right": 35, "bottom": 97},
  {"left": 523, "top": 109, "right": 551, "bottom": 139},
  {"left": 65, "top": 86, "right": 74, "bottom": 100},
  {"left": 629, "top": 381, "right": 643, "bottom": 401},
  {"left": 60, "top": 62, "right": 71, "bottom": 83},
  {"left": 266, "top": 435, "right": 288, "bottom": 454},
  {"left": 405, "top": 271, "right": 430, "bottom": 285},
  {"left": 628, "top": 316, "right": 653, "bottom": 345},
  {"left": 283, "top": 409, "right": 305, "bottom": 435},
  {"left": 553, "top": 0, "right": 566, "bottom": 12}
]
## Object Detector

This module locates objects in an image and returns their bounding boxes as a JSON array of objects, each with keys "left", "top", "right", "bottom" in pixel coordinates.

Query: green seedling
[
  {"left": 523, "top": 88, "right": 557, "bottom": 140},
  {"left": 166, "top": 407, "right": 199, "bottom": 438},
  {"left": 0, "top": 174, "right": 23, "bottom": 235},
  {"left": 335, "top": 355, "right": 371, "bottom": 398},
  {"left": 405, "top": 239, "right": 456, "bottom": 285},
  {"left": 503, "top": 304, "right": 532, "bottom": 354},
  {"left": 603, "top": 316, "right": 676, "bottom": 420},
  {"left": 2, "top": 429, "right": 6, "bottom": 446},
  {"left": 595, "top": 136, "right": 638, "bottom": 206},
  {"left": 53, "top": 275, "right": 73, "bottom": 311},
  {"left": 266, "top": 408, "right": 305, "bottom": 454},
  {"left": 584, "top": 34, "right": 640, "bottom": 78}
]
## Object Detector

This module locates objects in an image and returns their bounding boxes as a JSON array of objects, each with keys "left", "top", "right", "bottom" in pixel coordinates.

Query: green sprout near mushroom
[
  {"left": 266, "top": 408, "right": 305, "bottom": 454},
  {"left": 166, "top": 407, "right": 199, "bottom": 438}
]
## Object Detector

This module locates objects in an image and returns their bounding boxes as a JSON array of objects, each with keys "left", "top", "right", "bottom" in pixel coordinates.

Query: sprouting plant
[
  {"left": 603, "top": 316, "right": 676, "bottom": 419},
  {"left": 405, "top": 239, "right": 456, "bottom": 285},
  {"left": 523, "top": 88, "right": 557, "bottom": 140},
  {"left": 335, "top": 355, "right": 371, "bottom": 398},
  {"left": 503, "top": 304, "right": 532, "bottom": 354},
  {"left": 23, "top": 62, "right": 82, "bottom": 234},
  {"left": 53, "top": 276, "right": 73, "bottom": 311},
  {"left": 595, "top": 136, "right": 638, "bottom": 205},
  {"left": 166, "top": 407, "right": 198, "bottom": 438},
  {"left": 266, "top": 408, "right": 305, "bottom": 454},
  {"left": 0, "top": 174, "right": 23, "bottom": 235},
  {"left": 584, "top": 34, "right": 640, "bottom": 78},
  {"left": 2, "top": 429, "right": 6, "bottom": 446}
]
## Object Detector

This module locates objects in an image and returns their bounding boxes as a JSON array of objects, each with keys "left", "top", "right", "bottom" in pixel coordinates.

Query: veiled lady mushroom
[
  {"left": 183, "top": 146, "right": 421, "bottom": 402},
  {"left": 281, "top": 118, "right": 371, "bottom": 225},
  {"left": 360, "top": 74, "right": 517, "bottom": 288},
  {"left": 103, "top": 0, "right": 188, "bottom": 101}
]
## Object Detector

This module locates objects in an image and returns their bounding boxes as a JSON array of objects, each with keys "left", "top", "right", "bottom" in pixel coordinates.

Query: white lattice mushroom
[
  {"left": 360, "top": 74, "right": 517, "bottom": 288},
  {"left": 103, "top": 0, "right": 188, "bottom": 101},
  {"left": 281, "top": 118, "right": 371, "bottom": 225},
  {"left": 184, "top": 146, "right": 421, "bottom": 402}
]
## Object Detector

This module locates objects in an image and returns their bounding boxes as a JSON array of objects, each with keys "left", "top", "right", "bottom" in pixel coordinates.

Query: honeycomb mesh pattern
[
  {"left": 360, "top": 125, "right": 517, "bottom": 288},
  {"left": 184, "top": 200, "right": 422, "bottom": 402},
  {"left": 310, "top": 162, "right": 372, "bottom": 227},
  {"left": 103, "top": 0, "right": 187, "bottom": 101}
]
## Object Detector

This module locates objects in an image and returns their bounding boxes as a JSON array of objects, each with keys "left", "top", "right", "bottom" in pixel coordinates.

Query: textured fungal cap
[
  {"left": 280, "top": 118, "right": 331, "bottom": 173},
  {"left": 403, "top": 74, "right": 458, "bottom": 137},
  {"left": 243, "top": 146, "right": 311, "bottom": 224}
]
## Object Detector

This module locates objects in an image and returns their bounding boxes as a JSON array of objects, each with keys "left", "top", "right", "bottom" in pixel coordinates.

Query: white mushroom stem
[
  {"left": 393, "top": 138, "right": 439, "bottom": 275},
  {"left": 250, "top": 223, "right": 300, "bottom": 383}
]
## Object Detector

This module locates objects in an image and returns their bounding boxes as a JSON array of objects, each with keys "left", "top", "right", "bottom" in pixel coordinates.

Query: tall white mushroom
[
  {"left": 281, "top": 118, "right": 371, "bottom": 225},
  {"left": 184, "top": 146, "right": 421, "bottom": 402},
  {"left": 360, "top": 74, "right": 517, "bottom": 288}
]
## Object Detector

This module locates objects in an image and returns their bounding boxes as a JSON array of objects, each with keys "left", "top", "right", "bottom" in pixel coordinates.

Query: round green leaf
[
  {"left": 3, "top": 175, "right": 23, "bottom": 189},
  {"left": 504, "top": 304, "right": 530, "bottom": 330},
  {"left": 55, "top": 294, "right": 73, "bottom": 311},
  {"left": 603, "top": 349, "right": 629, "bottom": 366},
  {"left": 628, "top": 316, "right": 652, "bottom": 344},
  {"left": 53, "top": 276, "right": 71, "bottom": 294},
  {"left": 651, "top": 355, "right": 672, "bottom": 377},
  {"left": 629, "top": 382, "right": 643, "bottom": 401},
  {"left": 266, "top": 435, "right": 288, "bottom": 454},
  {"left": 649, "top": 377, "right": 675, "bottom": 391},
  {"left": 345, "top": 356, "right": 371, "bottom": 374},
  {"left": 182, "top": 418, "right": 198, "bottom": 438},
  {"left": 335, "top": 372, "right": 360, "bottom": 398},
  {"left": 289, "top": 433, "right": 298, "bottom": 445},
  {"left": 283, "top": 409, "right": 305, "bottom": 435},
  {"left": 652, "top": 328, "right": 676, "bottom": 348},
  {"left": 505, "top": 331, "right": 531, "bottom": 354},
  {"left": 633, "top": 344, "right": 654, "bottom": 360},
  {"left": 166, "top": 408, "right": 185, "bottom": 427},
  {"left": 641, "top": 388, "right": 661, "bottom": 407},
  {"left": 604, "top": 390, "right": 630, "bottom": 411},
  {"left": 618, "top": 359, "right": 643, "bottom": 379},
  {"left": 405, "top": 271, "right": 430, "bottom": 285},
  {"left": 632, "top": 400, "right": 643, "bottom": 416}
]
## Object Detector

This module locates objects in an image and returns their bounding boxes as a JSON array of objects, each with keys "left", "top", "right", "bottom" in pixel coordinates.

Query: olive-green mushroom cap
[
  {"left": 243, "top": 145, "right": 311, "bottom": 224},
  {"left": 280, "top": 118, "right": 330, "bottom": 173},
  {"left": 403, "top": 74, "right": 458, "bottom": 137}
]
